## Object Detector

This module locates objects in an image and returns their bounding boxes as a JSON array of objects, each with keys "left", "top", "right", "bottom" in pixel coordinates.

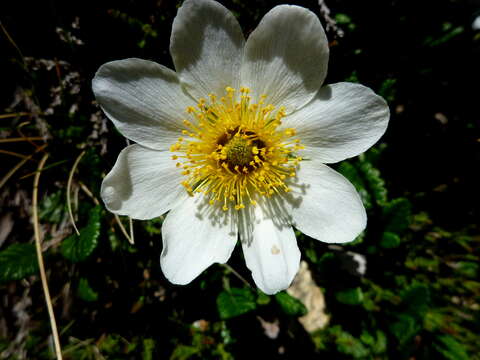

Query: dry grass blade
[
  {"left": 114, "top": 214, "right": 134, "bottom": 245},
  {"left": 129, "top": 217, "right": 134, "bottom": 244},
  {"left": 0, "top": 144, "right": 47, "bottom": 190},
  {"left": 79, "top": 181, "right": 100, "bottom": 206},
  {"left": 0, "top": 21, "right": 26, "bottom": 66},
  {"left": 0, "top": 112, "right": 31, "bottom": 119},
  {"left": 0, "top": 149, "right": 32, "bottom": 160},
  {"left": 67, "top": 151, "right": 86, "bottom": 235},
  {"left": 0, "top": 137, "right": 44, "bottom": 143},
  {"left": 32, "top": 153, "right": 63, "bottom": 360}
]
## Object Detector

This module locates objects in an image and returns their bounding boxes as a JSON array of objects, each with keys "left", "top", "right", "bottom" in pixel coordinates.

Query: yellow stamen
[{"left": 170, "top": 86, "right": 304, "bottom": 210}]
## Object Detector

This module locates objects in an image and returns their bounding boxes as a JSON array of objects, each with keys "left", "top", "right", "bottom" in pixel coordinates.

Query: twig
[
  {"left": 67, "top": 151, "right": 86, "bottom": 235},
  {"left": 0, "top": 144, "right": 47, "bottom": 190},
  {"left": 33, "top": 153, "right": 63, "bottom": 360}
]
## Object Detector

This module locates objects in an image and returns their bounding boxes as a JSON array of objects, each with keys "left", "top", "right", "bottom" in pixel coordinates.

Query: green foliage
[
  {"left": 274, "top": 291, "right": 307, "bottom": 316},
  {"left": 380, "top": 231, "right": 401, "bottom": 248},
  {"left": 378, "top": 78, "right": 397, "bottom": 103},
  {"left": 77, "top": 278, "right": 98, "bottom": 302},
  {"left": 330, "top": 326, "right": 370, "bottom": 358},
  {"left": 337, "top": 156, "right": 388, "bottom": 210},
  {"left": 383, "top": 198, "right": 412, "bottom": 234},
  {"left": 61, "top": 206, "right": 101, "bottom": 262},
  {"left": 0, "top": 243, "right": 38, "bottom": 283},
  {"left": 433, "top": 335, "right": 470, "bottom": 360},
  {"left": 170, "top": 345, "right": 199, "bottom": 360},
  {"left": 216, "top": 288, "right": 257, "bottom": 319},
  {"left": 39, "top": 191, "right": 65, "bottom": 223},
  {"left": 142, "top": 339, "right": 155, "bottom": 360},
  {"left": 335, "top": 287, "right": 364, "bottom": 305}
]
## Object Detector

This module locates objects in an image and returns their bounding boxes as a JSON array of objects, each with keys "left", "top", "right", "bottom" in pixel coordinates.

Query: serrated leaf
[
  {"left": 337, "top": 161, "right": 372, "bottom": 209},
  {"left": 433, "top": 335, "right": 469, "bottom": 360},
  {"left": 275, "top": 291, "right": 307, "bottom": 316},
  {"left": 0, "top": 243, "right": 38, "bottom": 282},
  {"left": 358, "top": 159, "right": 387, "bottom": 207},
  {"left": 217, "top": 287, "right": 257, "bottom": 319},
  {"left": 77, "top": 278, "right": 98, "bottom": 302},
  {"left": 383, "top": 198, "right": 412, "bottom": 233},
  {"left": 335, "top": 287, "right": 364, "bottom": 305},
  {"left": 61, "top": 206, "right": 101, "bottom": 262}
]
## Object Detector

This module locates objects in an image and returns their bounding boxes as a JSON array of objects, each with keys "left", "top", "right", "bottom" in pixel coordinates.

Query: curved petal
[
  {"left": 170, "top": 0, "right": 245, "bottom": 99},
  {"left": 240, "top": 5, "right": 329, "bottom": 112},
  {"left": 241, "top": 203, "right": 300, "bottom": 295},
  {"left": 161, "top": 196, "right": 238, "bottom": 285},
  {"left": 92, "top": 58, "right": 195, "bottom": 150},
  {"left": 101, "top": 145, "right": 186, "bottom": 220},
  {"left": 289, "top": 160, "right": 366, "bottom": 243},
  {"left": 284, "top": 82, "right": 390, "bottom": 163}
]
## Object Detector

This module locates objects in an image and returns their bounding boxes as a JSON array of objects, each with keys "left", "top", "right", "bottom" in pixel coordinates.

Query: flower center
[
  {"left": 170, "top": 86, "right": 304, "bottom": 211},
  {"left": 224, "top": 135, "right": 254, "bottom": 168}
]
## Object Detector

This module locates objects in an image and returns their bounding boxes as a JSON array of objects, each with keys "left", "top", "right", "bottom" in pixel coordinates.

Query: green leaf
[
  {"left": 0, "top": 243, "right": 39, "bottom": 282},
  {"left": 380, "top": 232, "right": 401, "bottom": 249},
  {"left": 170, "top": 345, "right": 199, "bottom": 360},
  {"left": 39, "top": 191, "right": 65, "bottom": 223},
  {"left": 358, "top": 159, "right": 388, "bottom": 207},
  {"left": 256, "top": 291, "right": 271, "bottom": 305},
  {"left": 61, "top": 205, "right": 101, "bottom": 262},
  {"left": 433, "top": 335, "right": 469, "bottom": 360},
  {"left": 275, "top": 291, "right": 307, "bottom": 316},
  {"left": 378, "top": 78, "right": 397, "bottom": 103},
  {"left": 142, "top": 339, "right": 155, "bottom": 360},
  {"left": 335, "top": 287, "right": 364, "bottom": 305},
  {"left": 383, "top": 198, "right": 412, "bottom": 233},
  {"left": 402, "top": 284, "right": 430, "bottom": 318},
  {"left": 333, "top": 326, "right": 370, "bottom": 358},
  {"left": 389, "top": 314, "right": 420, "bottom": 345},
  {"left": 455, "top": 261, "right": 479, "bottom": 278},
  {"left": 337, "top": 161, "right": 372, "bottom": 209},
  {"left": 217, "top": 288, "right": 257, "bottom": 319},
  {"left": 77, "top": 278, "right": 98, "bottom": 302}
]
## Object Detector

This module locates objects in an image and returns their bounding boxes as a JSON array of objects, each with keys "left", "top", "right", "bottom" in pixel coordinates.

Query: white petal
[
  {"left": 101, "top": 145, "right": 186, "bottom": 220},
  {"left": 170, "top": 0, "right": 245, "bottom": 99},
  {"left": 240, "top": 5, "right": 329, "bottom": 112},
  {"left": 161, "top": 197, "right": 238, "bottom": 285},
  {"left": 289, "top": 160, "right": 366, "bottom": 243},
  {"left": 241, "top": 203, "right": 300, "bottom": 295},
  {"left": 92, "top": 58, "right": 194, "bottom": 150},
  {"left": 284, "top": 82, "right": 390, "bottom": 163}
]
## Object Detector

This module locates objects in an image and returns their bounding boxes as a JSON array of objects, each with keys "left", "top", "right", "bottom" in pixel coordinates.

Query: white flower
[{"left": 92, "top": 0, "right": 389, "bottom": 295}]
